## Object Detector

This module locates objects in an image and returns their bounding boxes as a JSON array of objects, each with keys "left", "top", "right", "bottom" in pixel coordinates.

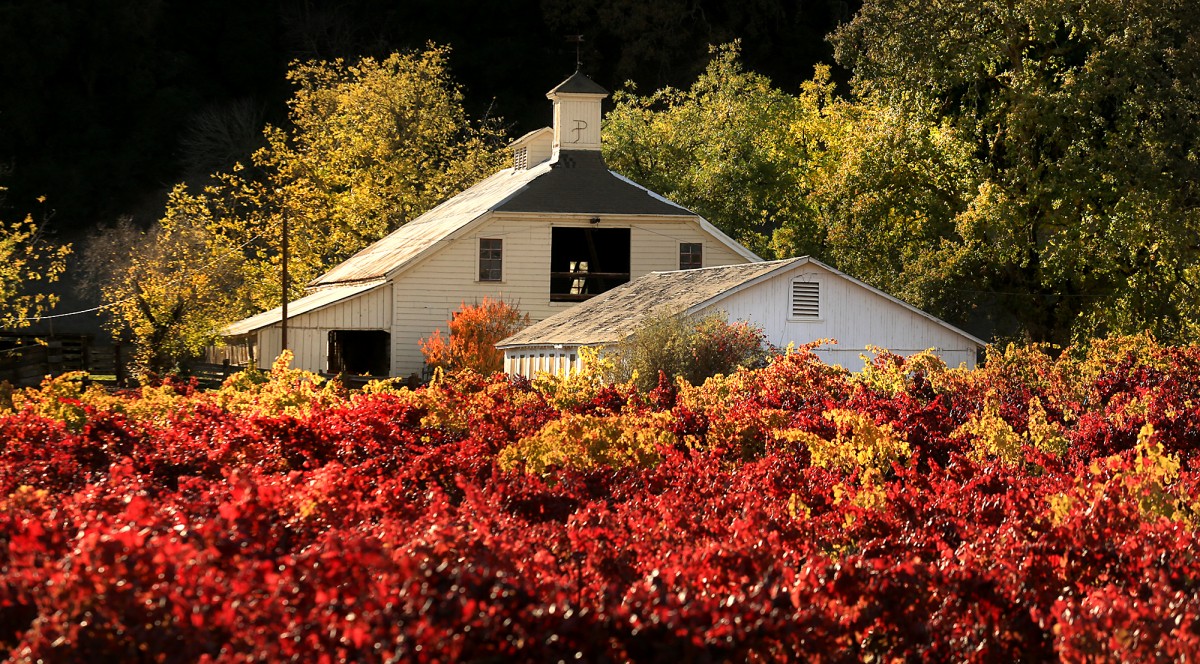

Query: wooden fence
[
  {"left": 0, "top": 335, "right": 408, "bottom": 391},
  {"left": 0, "top": 335, "right": 133, "bottom": 388}
]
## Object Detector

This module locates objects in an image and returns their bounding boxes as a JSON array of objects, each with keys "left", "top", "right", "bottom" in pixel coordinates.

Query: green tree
[
  {"left": 795, "top": 100, "right": 982, "bottom": 326},
  {"left": 832, "top": 0, "right": 1200, "bottom": 344},
  {"left": 604, "top": 311, "right": 772, "bottom": 391},
  {"left": 603, "top": 43, "right": 831, "bottom": 257}
]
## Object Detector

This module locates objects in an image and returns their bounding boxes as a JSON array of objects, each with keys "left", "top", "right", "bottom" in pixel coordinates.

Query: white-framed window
[
  {"left": 513, "top": 147, "right": 528, "bottom": 170},
  {"left": 679, "top": 242, "right": 703, "bottom": 270},
  {"left": 478, "top": 238, "right": 503, "bottom": 282},
  {"left": 790, "top": 277, "right": 821, "bottom": 320}
]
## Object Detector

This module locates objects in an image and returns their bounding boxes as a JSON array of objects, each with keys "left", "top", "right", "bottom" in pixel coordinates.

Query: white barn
[
  {"left": 218, "top": 71, "right": 758, "bottom": 377},
  {"left": 496, "top": 257, "right": 987, "bottom": 377}
]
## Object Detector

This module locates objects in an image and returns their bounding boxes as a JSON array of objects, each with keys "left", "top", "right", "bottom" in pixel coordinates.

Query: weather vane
[{"left": 566, "top": 35, "right": 584, "bottom": 70}]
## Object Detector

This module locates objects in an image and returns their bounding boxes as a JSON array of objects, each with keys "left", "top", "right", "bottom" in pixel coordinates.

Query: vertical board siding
[
  {"left": 250, "top": 284, "right": 393, "bottom": 374},
  {"left": 502, "top": 345, "right": 583, "bottom": 379},
  {"left": 553, "top": 100, "right": 602, "bottom": 148},
  {"left": 701, "top": 264, "right": 979, "bottom": 369}
]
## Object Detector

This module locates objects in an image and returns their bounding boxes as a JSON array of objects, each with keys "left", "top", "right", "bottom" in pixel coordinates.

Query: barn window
[
  {"left": 790, "top": 279, "right": 821, "bottom": 320},
  {"left": 479, "top": 238, "right": 503, "bottom": 281},
  {"left": 679, "top": 243, "right": 702, "bottom": 270},
  {"left": 328, "top": 330, "right": 390, "bottom": 375},
  {"left": 550, "top": 227, "right": 630, "bottom": 301}
]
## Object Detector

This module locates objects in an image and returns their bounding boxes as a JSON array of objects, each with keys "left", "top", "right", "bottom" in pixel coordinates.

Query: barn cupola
[{"left": 547, "top": 70, "right": 608, "bottom": 153}]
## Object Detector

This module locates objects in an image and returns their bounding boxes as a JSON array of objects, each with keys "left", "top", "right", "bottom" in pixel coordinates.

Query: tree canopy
[
  {"left": 92, "top": 46, "right": 506, "bottom": 370},
  {"left": 72, "top": 2, "right": 1200, "bottom": 367},
  {"left": 831, "top": 0, "right": 1200, "bottom": 344},
  {"left": 81, "top": 215, "right": 241, "bottom": 374},
  {"left": 603, "top": 43, "right": 830, "bottom": 257},
  {"left": 605, "top": 2, "right": 1200, "bottom": 346}
]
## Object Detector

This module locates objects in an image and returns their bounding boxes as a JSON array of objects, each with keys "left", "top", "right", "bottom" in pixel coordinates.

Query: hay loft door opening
[
  {"left": 328, "top": 330, "right": 390, "bottom": 376},
  {"left": 549, "top": 227, "right": 631, "bottom": 302}
]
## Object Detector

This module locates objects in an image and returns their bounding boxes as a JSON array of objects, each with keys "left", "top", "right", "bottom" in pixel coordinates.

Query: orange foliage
[{"left": 419, "top": 298, "right": 530, "bottom": 374}]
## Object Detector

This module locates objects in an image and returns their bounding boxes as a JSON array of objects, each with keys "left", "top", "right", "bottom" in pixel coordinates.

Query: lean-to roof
[
  {"left": 223, "top": 280, "right": 386, "bottom": 336},
  {"left": 498, "top": 260, "right": 798, "bottom": 347}
]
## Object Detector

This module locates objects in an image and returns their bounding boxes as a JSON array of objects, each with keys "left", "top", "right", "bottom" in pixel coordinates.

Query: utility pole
[{"left": 281, "top": 202, "right": 289, "bottom": 353}]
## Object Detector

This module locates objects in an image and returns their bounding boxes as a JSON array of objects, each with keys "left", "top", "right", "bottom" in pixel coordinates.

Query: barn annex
[
  {"left": 219, "top": 71, "right": 759, "bottom": 377},
  {"left": 497, "top": 257, "right": 987, "bottom": 377}
]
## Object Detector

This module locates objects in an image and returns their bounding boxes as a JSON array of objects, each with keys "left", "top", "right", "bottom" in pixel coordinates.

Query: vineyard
[{"left": 2, "top": 336, "right": 1199, "bottom": 662}]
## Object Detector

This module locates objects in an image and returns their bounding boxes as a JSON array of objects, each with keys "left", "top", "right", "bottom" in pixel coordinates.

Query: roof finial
[{"left": 566, "top": 35, "right": 584, "bottom": 71}]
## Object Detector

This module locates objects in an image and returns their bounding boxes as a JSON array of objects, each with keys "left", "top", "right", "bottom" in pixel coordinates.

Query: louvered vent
[
  {"left": 791, "top": 280, "right": 820, "bottom": 319},
  {"left": 513, "top": 147, "right": 528, "bottom": 170}
]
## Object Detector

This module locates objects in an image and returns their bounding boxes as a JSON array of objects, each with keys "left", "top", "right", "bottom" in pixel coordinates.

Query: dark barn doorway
[
  {"left": 549, "top": 227, "right": 631, "bottom": 301},
  {"left": 328, "top": 330, "right": 390, "bottom": 376}
]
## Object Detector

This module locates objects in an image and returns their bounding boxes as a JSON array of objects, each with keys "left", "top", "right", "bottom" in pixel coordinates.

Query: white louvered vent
[
  {"left": 513, "top": 147, "right": 528, "bottom": 170},
  {"left": 791, "top": 280, "right": 820, "bottom": 319}
]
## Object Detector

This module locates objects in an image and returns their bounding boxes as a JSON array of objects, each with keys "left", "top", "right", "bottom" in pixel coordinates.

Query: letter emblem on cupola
[{"left": 570, "top": 119, "right": 587, "bottom": 143}]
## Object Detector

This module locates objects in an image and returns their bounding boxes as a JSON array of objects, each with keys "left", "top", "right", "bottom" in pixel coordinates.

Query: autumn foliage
[
  {"left": 419, "top": 297, "right": 530, "bottom": 374},
  {"left": 2, "top": 335, "right": 1200, "bottom": 661}
]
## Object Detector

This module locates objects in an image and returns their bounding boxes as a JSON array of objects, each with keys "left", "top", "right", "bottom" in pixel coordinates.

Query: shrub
[
  {"left": 420, "top": 297, "right": 530, "bottom": 375},
  {"left": 603, "top": 311, "right": 772, "bottom": 391},
  {"left": 3, "top": 336, "right": 1200, "bottom": 660},
  {"left": 498, "top": 411, "right": 675, "bottom": 475}
]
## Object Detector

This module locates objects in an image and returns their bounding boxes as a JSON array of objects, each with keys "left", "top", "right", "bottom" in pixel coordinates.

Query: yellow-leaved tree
[
  {"left": 215, "top": 44, "right": 507, "bottom": 311},
  {"left": 81, "top": 216, "right": 242, "bottom": 375},
  {"left": 0, "top": 188, "right": 70, "bottom": 330},
  {"left": 89, "top": 45, "right": 506, "bottom": 376}
]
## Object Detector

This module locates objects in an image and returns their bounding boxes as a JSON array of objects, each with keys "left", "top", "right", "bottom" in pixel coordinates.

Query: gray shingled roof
[
  {"left": 496, "top": 150, "right": 690, "bottom": 215},
  {"left": 498, "top": 259, "right": 801, "bottom": 347},
  {"left": 308, "top": 162, "right": 552, "bottom": 287},
  {"left": 548, "top": 71, "right": 609, "bottom": 96}
]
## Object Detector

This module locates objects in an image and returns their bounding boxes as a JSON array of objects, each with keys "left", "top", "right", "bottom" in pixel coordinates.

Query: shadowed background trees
[{"left": 0, "top": 0, "right": 855, "bottom": 235}]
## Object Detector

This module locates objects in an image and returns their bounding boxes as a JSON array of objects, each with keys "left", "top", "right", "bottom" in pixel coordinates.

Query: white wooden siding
[
  {"left": 552, "top": 99, "right": 602, "bottom": 149},
  {"left": 700, "top": 264, "right": 978, "bottom": 369},
  {"left": 390, "top": 213, "right": 753, "bottom": 375},
  {"left": 502, "top": 264, "right": 980, "bottom": 379},
  {"left": 503, "top": 345, "right": 583, "bottom": 378},
  {"left": 254, "top": 284, "right": 393, "bottom": 373},
  {"left": 629, "top": 223, "right": 744, "bottom": 274}
]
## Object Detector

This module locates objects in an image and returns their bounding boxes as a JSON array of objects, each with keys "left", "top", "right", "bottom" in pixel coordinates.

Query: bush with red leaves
[{"left": 1, "top": 337, "right": 1198, "bottom": 661}]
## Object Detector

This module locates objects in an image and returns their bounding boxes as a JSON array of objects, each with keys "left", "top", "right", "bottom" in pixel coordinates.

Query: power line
[{"left": 5, "top": 232, "right": 266, "bottom": 325}]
